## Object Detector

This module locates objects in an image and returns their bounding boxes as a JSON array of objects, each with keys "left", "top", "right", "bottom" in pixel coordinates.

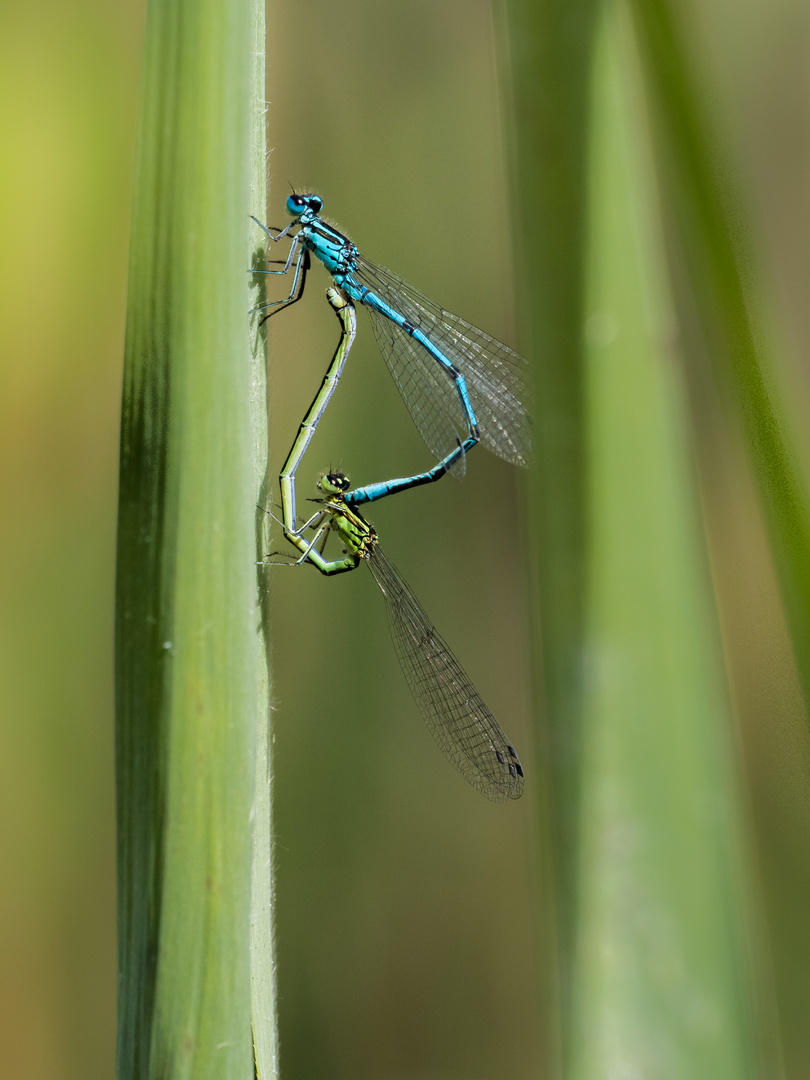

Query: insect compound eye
[
  {"left": 317, "top": 472, "right": 350, "bottom": 495},
  {"left": 305, "top": 194, "right": 323, "bottom": 213},
  {"left": 286, "top": 194, "right": 306, "bottom": 216},
  {"left": 326, "top": 471, "right": 350, "bottom": 491}
]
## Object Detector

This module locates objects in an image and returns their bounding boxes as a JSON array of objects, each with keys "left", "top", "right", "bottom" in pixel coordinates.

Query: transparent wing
[
  {"left": 352, "top": 256, "right": 533, "bottom": 471},
  {"left": 363, "top": 299, "right": 467, "bottom": 479},
  {"left": 366, "top": 546, "right": 524, "bottom": 802}
]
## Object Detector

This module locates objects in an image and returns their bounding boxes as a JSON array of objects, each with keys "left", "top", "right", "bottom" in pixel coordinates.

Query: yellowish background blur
[
  {"left": 0, "top": 0, "right": 144, "bottom": 1076},
  {"left": 2, "top": 0, "right": 810, "bottom": 1078}
]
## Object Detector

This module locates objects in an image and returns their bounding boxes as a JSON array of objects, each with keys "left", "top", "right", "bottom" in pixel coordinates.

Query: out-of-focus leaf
[{"left": 569, "top": 10, "right": 760, "bottom": 1077}]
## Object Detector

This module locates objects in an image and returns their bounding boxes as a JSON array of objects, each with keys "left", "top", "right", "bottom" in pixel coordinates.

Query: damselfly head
[
  {"left": 318, "top": 471, "right": 350, "bottom": 496},
  {"left": 286, "top": 193, "right": 323, "bottom": 218}
]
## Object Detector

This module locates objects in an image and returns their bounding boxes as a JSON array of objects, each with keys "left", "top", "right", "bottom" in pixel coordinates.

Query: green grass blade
[
  {"left": 501, "top": 0, "right": 599, "bottom": 773},
  {"left": 498, "top": 1, "right": 600, "bottom": 1062},
  {"left": 569, "top": 9, "right": 759, "bottom": 1075},
  {"left": 628, "top": 0, "right": 810, "bottom": 717},
  {"left": 114, "top": 0, "right": 269, "bottom": 1075},
  {"left": 245, "top": 9, "right": 278, "bottom": 1079}
]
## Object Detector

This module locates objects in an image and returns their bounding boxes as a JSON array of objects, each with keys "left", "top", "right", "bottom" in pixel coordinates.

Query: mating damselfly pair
[{"left": 256, "top": 194, "right": 529, "bottom": 803}]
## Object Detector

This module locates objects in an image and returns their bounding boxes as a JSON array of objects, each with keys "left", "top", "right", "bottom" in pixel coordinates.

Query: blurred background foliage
[{"left": 2, "top": 0, "right": 810, "bottom": 1078}]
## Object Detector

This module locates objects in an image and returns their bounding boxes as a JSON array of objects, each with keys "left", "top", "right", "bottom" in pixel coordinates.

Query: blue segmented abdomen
[
  {"left": 296, "top": 218, "right": 532, "bottom": 472},
  {"left": 351, "top": 285, "right": 479, "bottom": 429}
]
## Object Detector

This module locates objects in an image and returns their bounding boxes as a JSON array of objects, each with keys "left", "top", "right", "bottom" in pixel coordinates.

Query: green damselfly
[{"left": 281, "top": 469, "right": 524, "bottom": 802}]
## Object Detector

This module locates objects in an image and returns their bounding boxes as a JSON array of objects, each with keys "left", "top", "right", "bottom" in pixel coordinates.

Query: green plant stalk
[
  {"left": 498, "top": 1, "right": 600, "bottom": 1062},
  {"left": 500, "top": 0, "right": 598, "bottom": 785},
  {"left": 114, "top": 0, "right": 269, "bottom": 1075},
  {"left": 571, "top": 9, "right": 757, "bottom": 1076},
  {"left": 628, "top": 0, "right": 810, "bottom": 720},
  {"left": 247, "top": 3, "right": 277, "bottom": 1076}
]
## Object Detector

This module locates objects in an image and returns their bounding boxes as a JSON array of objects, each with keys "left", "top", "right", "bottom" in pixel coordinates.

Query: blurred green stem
[
  {"left": 570, "top": 9, "right": 757, "bottom": 1076},
  {"left": 629, "top": 0, "right": 810, "bottom": 718},
  {"left": 114, "top": 0, "right": 271, "bottom": 1076},
  {"left": 503, "top": 0, "right": 771, "bottom": 1072},
  {"left": 500, "top": 0, "right": 600, "bottom": 1053}
]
